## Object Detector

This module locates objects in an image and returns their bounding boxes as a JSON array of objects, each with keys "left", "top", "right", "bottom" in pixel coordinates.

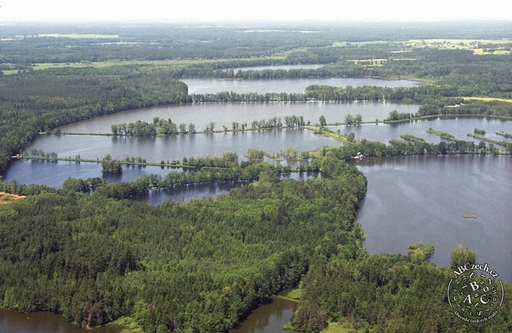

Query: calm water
[
  {"left": 356, "top": 155, "right": 512, "bottom": 283},
  {"left": 0, "top": 297, "right": 296, "bottom": 333},
  {"left": 3, "top": 160, "right": 180, "bottom": 188},
  {"left": 57, "top": 101, "right": 419, "bottom": 134},
  {"left": 228, "top": 64, "right": 324, "bottom": 72},
  {"left": 0, "top": 308, "right": 123, "bottom": 333},
  {"left": 183, "top": 77, "right": 418, "bottom": 95},
  {"left": 134, "top": 172, "right": 319, "bottom": 205},
  {"left": 6, "top": 117, "right": 509, "bottom": 188},
  {"left": 25, "top": 129, "right": 335, "bottom": 162},
  {"left": 229, "top": 291, "right": 298, "bottom": 333},
  {"left": 331, "top": 117, "right": 512, "bottom": 145},
  {"left": 4, "top": 129, "right": 335, "bottom": 188}
]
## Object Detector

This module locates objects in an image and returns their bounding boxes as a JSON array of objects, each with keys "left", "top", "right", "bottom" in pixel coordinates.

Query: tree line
[{"left": 0, "top": 69, "right": 188, "bottom": 174}]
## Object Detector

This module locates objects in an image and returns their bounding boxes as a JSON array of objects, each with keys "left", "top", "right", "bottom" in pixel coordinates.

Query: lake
[
  {"left": 5, "top": 116, "right": 509, "bottom": 188},
  {"left": 356, "top": 155, "right": 512, "bottom": 284},
  {"left": 228, "top": 64, "right": 324, "bottom": 72},
  {"left": 57, "top": 100, "right": 419, "bottom": 135},
  {"left": 183, "top": 77, "right": 418, "bottom": 95},
  {"left": 4, "top": 128, "right": 335, "bottom": 187}
]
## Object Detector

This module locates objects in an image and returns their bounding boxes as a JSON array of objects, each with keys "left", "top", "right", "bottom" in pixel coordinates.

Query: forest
[
  {"left": 2, "top": 155, "right": 510, "bottom": 333},
  {"left": 1, "top": 20, "right": 512, "bottom": 333}
]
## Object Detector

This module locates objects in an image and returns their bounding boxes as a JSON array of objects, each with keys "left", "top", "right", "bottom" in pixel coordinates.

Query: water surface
[
  {"left": 18, "top": 128, "right": 335, "bottom": 164},
  {"left": 134, "top": 172, "right": 319, "bottom": 205},
  {"left": 228, "top": 64, "right": 324, "bottom": 72},
  {"left": 58, "top": 101, "right": 419, "bottom": 134},
  {"left": 183, "top": 77, "right": 418, "bottom": 95},
  {"left": 0, "top": 308, "right": 123, "bottom": 333},
  {"left": 356, "top": 155, "right": 512, "bottom": 283},
  {"left": 229, "top": 292, "right": 298, "bottom": 333},
  {"left": 331, "top": 117, "right": 512, "bottom": 145}
]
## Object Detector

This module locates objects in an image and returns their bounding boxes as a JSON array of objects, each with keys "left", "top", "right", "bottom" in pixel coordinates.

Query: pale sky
[{"left": 0, "top": 0, "right": 511, "bottom": 22}]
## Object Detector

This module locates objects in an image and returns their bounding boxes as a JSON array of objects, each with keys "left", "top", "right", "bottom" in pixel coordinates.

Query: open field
[
  {"left": 0, "top": 192, "right": 25, "bottom": 204},
  {"left": 462, "top": 96, "right": 512, "bottom": 103},
  {"left": 4, "top": 53, "right": 291, "bottom": 75},
  {"left": 320, "top": 320, "right": 358, "bottom": 333},
  {"left": 405, "top": 38, "right": 512, "bottom": 54},
  {"left": 335, "top": 38, "right": 511, "bottom": 55}
]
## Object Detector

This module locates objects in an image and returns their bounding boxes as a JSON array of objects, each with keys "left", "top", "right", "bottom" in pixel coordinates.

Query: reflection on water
[
  {"left": 330, "top": 117, "right": 512, "bottom": 145},
  {"left": 0, "top": 308, "right": 123, "bottom": 333},
  {"left": 19, "top": 129, "right": 335, "bottom": 164},
  {"left": 2, "top": 159, "right": 178, "bottom": 188},
  {"left": 229, "top": 291, "right": 299, "bottom": 333},
  {"left": 134, "top": 172, "right": 320, "bottom": 205},
  {"left": 134, "top": 181, "right": 247, "bottom": 205},
  {"left": 57, "top": 101, "right": 419, "bottom": 134}
]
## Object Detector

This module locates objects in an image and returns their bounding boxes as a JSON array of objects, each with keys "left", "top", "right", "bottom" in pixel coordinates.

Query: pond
[
  {"left": 4, "top": 128, "right": 335, "bottom": 188},
  {"left": 133, "top": 172, "right": 319, "bottom": 205},
  {"left": 229, "top": 290, "right": 298, "bottom": 333},
  {"left": 0, "top": 308, "right": 123, "bottom": 333},
  {"left": 57, "top": 101, "right": 419, "bottom": 135}
]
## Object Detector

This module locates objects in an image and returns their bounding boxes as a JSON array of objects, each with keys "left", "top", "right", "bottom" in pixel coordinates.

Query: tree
[
  {"left": 478, "top": 140, "right": 486, "bottom": 153},
  {"left": 439, "top": 141, "right": 447, "bottom": 155},
  {"left": 450, "top": 245, "right": 476, "bottom": 270},
  {"left": 388, "top": 110, "right": 399, "bottom": 121},
  {"left": 345, "top": 114, "right": 354, "bottom": 126},
  {"left": 63, "top": 177, "right": 89, "bottom": 193},
  {"left": 101, "top": 154, "right": 122, "bottom": 174},
  {"left": 179, "top": 123, "right": 187, "bottom": 134},
  {"left": 319, "top": 115, "right": 326, "bottom": 128},
  {"left": 355, "top": 114, "right": 363, "bottom": 125},
  {"left": 188, "top": 123, "right": 196, "bottom": 134},
  {"left": 111, "top": 124, "right": 119, "bottom": 135}
]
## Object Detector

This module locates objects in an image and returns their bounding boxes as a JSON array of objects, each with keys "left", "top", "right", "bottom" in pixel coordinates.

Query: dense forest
[
  {"left": 0, "top": 70, "right": 188, "bottom": 173},
  {"left": 1, "top": 21, "right": 512, "bottom": 332},
  {"left": 0, "top": 156, "right": 368, "bottom": 332},
  {"left": 2, "top": 155, "right": 510, "bottom": 332}
]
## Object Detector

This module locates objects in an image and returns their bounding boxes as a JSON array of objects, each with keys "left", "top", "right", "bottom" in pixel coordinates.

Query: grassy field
[
  {"left": 321, "top": 320, "right": 361, "bottom": 333},
  {"left": 277, "top": 288, "right": 301, "bottom": 302},
  {"left": 334, "top": 39, "right": 512, "bottom": 56},
  {"left": 6, "top": 53, "right": 289, "bottom": 75},
  {"left": 462, "top": 96, "right": 512, "bottom": 103},
  {"left": 0, "top": 192, "right": 25, "bottom": 204},
  {"left": 405, "top": 39, "right": 511, "bottom": 55}
]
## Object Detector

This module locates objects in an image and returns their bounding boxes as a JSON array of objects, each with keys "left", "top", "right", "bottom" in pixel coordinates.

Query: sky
[{"left": 0, "top": 0, "right": 511, "bottom": 22}]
